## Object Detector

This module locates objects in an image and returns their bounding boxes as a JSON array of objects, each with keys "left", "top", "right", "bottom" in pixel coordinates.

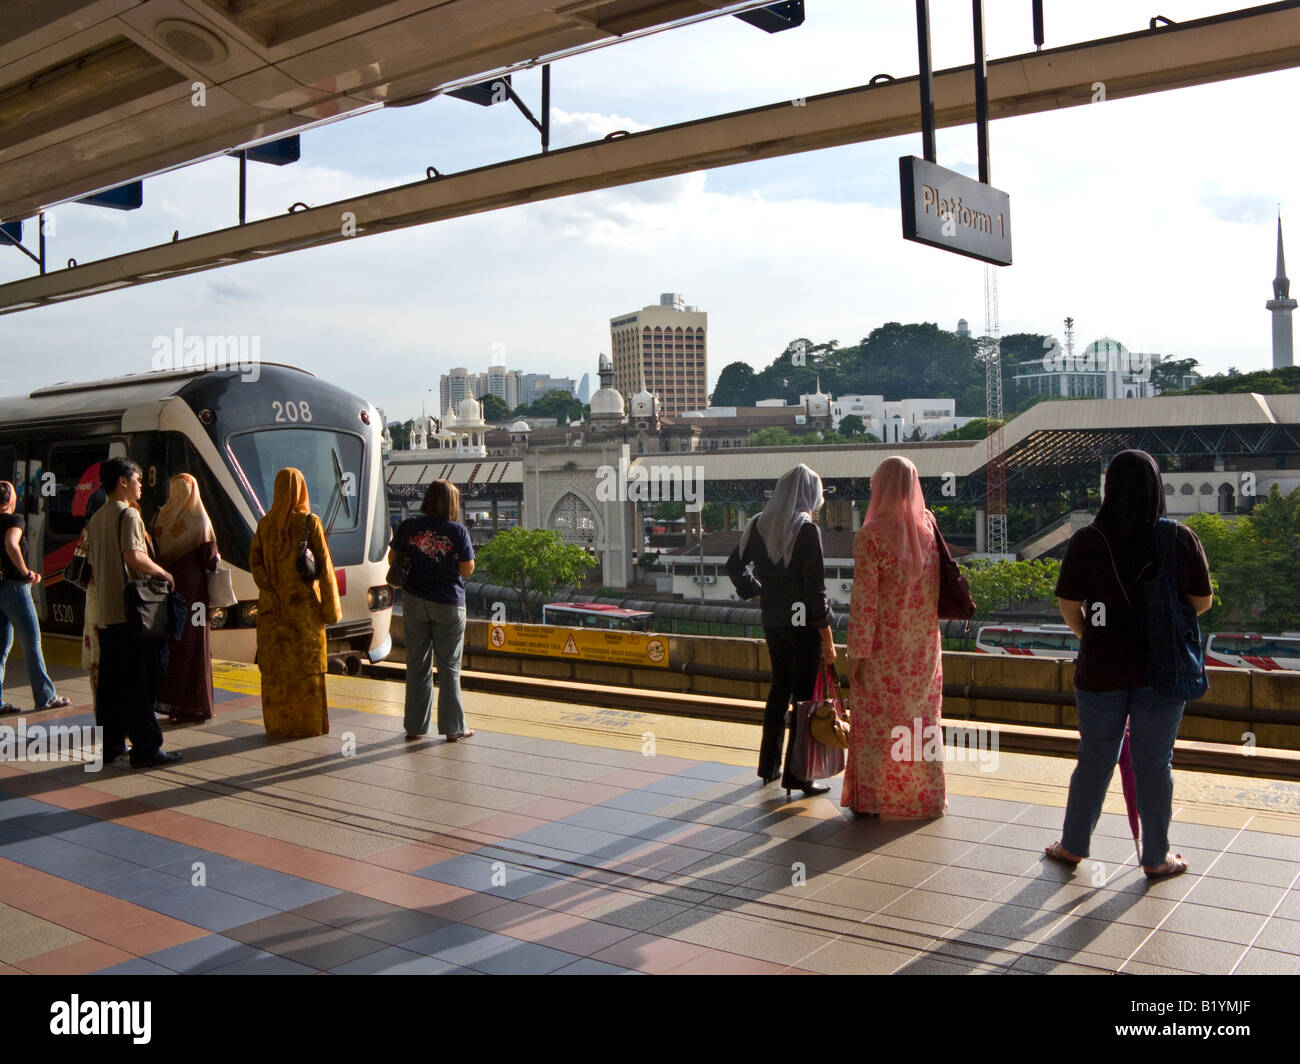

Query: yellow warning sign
[{"left": 486, "top": 623, "right": 669, "bottom": 668}]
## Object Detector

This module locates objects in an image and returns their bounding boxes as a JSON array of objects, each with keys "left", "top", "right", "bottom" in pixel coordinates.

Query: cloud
[
  {"left": 1199, "top": 188, "right": 1276, "bottom": 226},
  {"left": 208, "top": 278, "right": 256, "bottom": 302}
]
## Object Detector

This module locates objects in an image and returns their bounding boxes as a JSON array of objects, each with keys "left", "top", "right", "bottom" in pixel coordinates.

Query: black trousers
[
  {"left": 96, "top": 624, "right": 163, "bottom": 764},
  {"left": 761, "top": 625, "right": 822, "bottom": 788}
]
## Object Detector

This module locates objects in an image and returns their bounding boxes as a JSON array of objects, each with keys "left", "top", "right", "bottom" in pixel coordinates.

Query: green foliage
[
  {"left": 749, "top": 426, "right": 801, "bottom": 447},
  {"left": 933, "top": 418, "right": 1001, "bottom": 441},
  {"left": 962, "top": 558, "right": 1063, "bottom": 619},
  {"left": 480, "top": 393, "right": 511, "bottom": 422},
  {"left": 838, "top": 414, "right": 867, "bottom": 437},
  {"left": 653, "top": 501, "right": 685, "bottom": 521},
  {"left": 701, "top": 502, "right": 726, "bottom": 532},
  {"left": 512, "top": 391, "right": 587, "bottom": 423},
  {"left": 474, "top": 528, "right": 597, "bottom": 617},
  {"left": 931, "top": 504, "right": 975, "bottom": 535},
  {"left": 711, "top": 362, "right": 759, "bottom": 406},
  {"left": 1184, "top": 486, "right": 1300, "bottom": 630},
  {"left": 1176, "top": 366, "right": 1300, "bottom": 396},
  {"left": 1148, "top": 356, "right": 1200, "bottom": 394},
  {"left": 387, "top": 420, "right": 414, "bottom": 450}
]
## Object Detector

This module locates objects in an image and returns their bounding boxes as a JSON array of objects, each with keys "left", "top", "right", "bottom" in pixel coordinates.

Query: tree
[
  {"left": 1149, "top": 356, "right": 1200, "bottom": 395},
  {"left": 387, "top": 420, "right": 413, "bottom": 450},
  {"left": 838, "top": 414, "right": 867, "bottom": 437},
  {"left": 1182, "top": 365, "right": 1300, "bottom": 396},
  {"left": 711, "top": 362, "right": 759, "bottom": 406},
  {"left": 513, "top": 390, "right": 586, "bottom": 424},
  {"left": 962, "top": 558, "right": 1062, "bottom": 619},
  {"left": 474, "top": 528, "right": 598, "bottom": 619},
  {"left": 748, "top": 426, "right": 801, "bottom": 447},
  {"left": 480, "top": 393, "right": 511, "bottom": 422}
]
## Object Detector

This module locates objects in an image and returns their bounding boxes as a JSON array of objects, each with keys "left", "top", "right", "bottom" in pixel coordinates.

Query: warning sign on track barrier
[{"left": 486, "top": 623, "right": 668, "bottom": 668}]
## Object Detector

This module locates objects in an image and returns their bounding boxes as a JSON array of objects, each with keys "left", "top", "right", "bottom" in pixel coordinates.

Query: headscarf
[
  {"left": 0, "top": 480, "right": 14, "bottom": 513},
  {"left": 1092, "top": 449, "right": 1165, "bottom": 587},
  {"left": 741, "top": 463, "right": 822, "bottom": 567},
  {"left": 262, "top": 467, "right": 311, "bottom": 548},
  {"left": 154, "top": 473, "right": 215, "bottom": 561},
  {"left": 864, "top": 455, "right": 933, "bottom": 581}
]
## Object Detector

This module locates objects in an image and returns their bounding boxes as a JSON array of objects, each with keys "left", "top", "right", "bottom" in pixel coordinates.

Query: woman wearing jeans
[
  {"left": 1045, "top": 450, "right": 1213, "bottom": 879},
  {"left": 0, "top": 481, "right": 71, "bottom": 714},
  {"left": 393, "top": 480, "right": 475, "bottom": 742}
]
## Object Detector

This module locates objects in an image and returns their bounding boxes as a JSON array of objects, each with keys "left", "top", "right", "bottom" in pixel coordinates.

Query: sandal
[
  {"left": 0, "top": 703, "right": 20, "bottom": 715},
  {"left": 1044, "top": 841, "right": 1082, "bottom": 866},
  {"left": 38, "top": 696, "right": 71, "bottom": 710},
  {"left": 444, "top": 730, "right": 474, "bottom": 742},
  {"left": 1143, "top": 855, "right": 1188, "bottom": 880}
]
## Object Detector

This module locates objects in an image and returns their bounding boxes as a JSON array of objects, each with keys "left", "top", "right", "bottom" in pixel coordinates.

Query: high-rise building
[
  {"left": 956, "top": 318, "right": 971, "bottom": 338},
  {"left": 1267, "top": 216, "right": 1296, "bottom": 370},
  {"left": 577, "top": 372, "right": 591, "bottom": 404},
  {"left": 609, "top": 292, "right": 707, "bottom": 418},
  {"left": 440, "top": 367, "right": 473, "bottom": 413},
  {"left": 440, "top": 366, "right": 522, "bottom": 413}
]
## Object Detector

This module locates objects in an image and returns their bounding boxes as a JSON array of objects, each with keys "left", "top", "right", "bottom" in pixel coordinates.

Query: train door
[{"left": 35, "top": 438, "right": 124, "bottom": 636}]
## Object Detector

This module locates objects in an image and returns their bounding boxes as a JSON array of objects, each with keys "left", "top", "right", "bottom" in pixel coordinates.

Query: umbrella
[{"left": 1117, "top": 721, "right": 1141, "bottom": 865}]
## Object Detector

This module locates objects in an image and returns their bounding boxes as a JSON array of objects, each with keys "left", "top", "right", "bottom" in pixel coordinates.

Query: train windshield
[{"left": 227, "top": 428, "right": 363, "bottom": 530}]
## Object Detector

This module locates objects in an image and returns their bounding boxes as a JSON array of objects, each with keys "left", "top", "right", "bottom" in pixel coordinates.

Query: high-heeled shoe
[
  {"left": 786, "top": 782, "right": 831, "bottom": 799},
  {"left": 759, "top": 769, "right": 781, "bottom": 785}
]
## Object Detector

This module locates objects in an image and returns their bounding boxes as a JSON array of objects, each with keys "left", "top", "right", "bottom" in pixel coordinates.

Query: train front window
[{"left": 227, "top": 429, "right": 363, "bottom": 531}]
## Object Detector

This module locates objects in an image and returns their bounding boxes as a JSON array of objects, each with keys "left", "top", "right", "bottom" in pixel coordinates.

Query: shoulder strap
[
  {"left": 299, "top": 511, "right": 314, "bottom": 548},
  {"left": 1087, "top": 524, "right": 1132, "bottom": 607}
]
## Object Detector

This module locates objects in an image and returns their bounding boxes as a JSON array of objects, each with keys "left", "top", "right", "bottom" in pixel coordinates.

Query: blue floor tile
[
  {"left": 676, "top": 762, "right": 751, "bottom": 782},
  {"left": 0, "top": 796, "right": 54, "bottom": 821},
  {"left": 330, "top": 946, "right": 462, "bottom": 975},
  {"left": 639, "top": 775, "right": 719, "bottom": 798},
  {"left": 145, "top": 934, "right": 263, "bottom": 974},
  {"left": 413, "top": 853, "right": 555, "bottom": 901},
  {"left": 462, "top": 939, "right": 580, "bottom": 975},
  {"left": 95, "top": 958, "right": 174, "bottom": 975},
  {"left": 93, "top": 867, "right": 183, "bottom": 900},
  {"left": 600, "top": 790, "right": 679, "bottom": 814},
  {"left": 207, "top": 949, "right": 316, "bottom": 975},
  {"left": 132, "top": 884, "right": 281, "bottom": 932}
]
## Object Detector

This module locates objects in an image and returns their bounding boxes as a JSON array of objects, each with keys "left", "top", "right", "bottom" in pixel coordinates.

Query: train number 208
[{"left": 271, "top": 401, "right": 313, "bottom": 423}]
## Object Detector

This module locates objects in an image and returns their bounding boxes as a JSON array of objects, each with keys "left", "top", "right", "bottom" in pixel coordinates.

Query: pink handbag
[{"left": 790, "top": 665, "right": 847, "bottom": 781}]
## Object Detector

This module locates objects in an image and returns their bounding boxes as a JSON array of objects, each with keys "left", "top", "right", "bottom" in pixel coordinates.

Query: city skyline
[{"left": 1, "top": 1, "right": 1296, "bottom": 419}]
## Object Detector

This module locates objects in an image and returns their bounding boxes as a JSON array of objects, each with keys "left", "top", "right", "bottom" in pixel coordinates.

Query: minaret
[{"left": 1266, "top": 215, "right": 1296, "bottom": 369}]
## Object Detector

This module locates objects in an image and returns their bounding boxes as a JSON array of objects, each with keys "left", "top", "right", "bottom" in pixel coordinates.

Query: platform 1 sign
[
  {"left": 899, "top": 156, "right": 1011, "bottom": 266},
  {"left": 487, "top": 623, "right": 669, "bottom": 668}
]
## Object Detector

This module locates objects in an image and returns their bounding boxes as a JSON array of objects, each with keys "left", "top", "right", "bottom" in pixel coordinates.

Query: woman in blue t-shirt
[{"left": 392, "top": 480, "right": 475, "bottom": 741}]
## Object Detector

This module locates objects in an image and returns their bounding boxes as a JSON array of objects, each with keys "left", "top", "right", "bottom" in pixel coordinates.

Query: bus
[
  {"left": 542, "top": 602, "right": 654, "bottom": 631},
  {"left": 975, "top": 623, "right": 1080, "bottom": 658},
  {"left": 0, "top": 364, "right": 393, "bottom": 669},
  {"left": 1205, "top": 633, "right": 1300, "bottom": 671}
]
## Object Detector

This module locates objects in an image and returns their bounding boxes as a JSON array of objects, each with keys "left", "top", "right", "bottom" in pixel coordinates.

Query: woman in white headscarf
[
  {"left": 843, "top": 456, "right": 945, "bottom": 818},
  {"left": 153, "top": 473, "right": 219, "bottom": 722},
  {"left": 726, "top": 464, "right": 836, "bottom": 798}
]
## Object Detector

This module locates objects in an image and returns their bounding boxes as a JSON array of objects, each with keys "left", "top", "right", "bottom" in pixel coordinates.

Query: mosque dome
[
  {"left": 457, "top": 396, "right": 485, "bottom": 425},
  {"left": 508, "top": 419, "right": 531, "bottom": 433},
  {"left": 630, "top": 389, "right": 659, "bottom": 418},
  {"left": 590, "top": 386, "right": 625, "bottom": 418}
]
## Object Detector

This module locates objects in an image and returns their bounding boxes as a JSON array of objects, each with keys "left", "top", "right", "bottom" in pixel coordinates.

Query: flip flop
[
  {"left": 1044, "top": 841, "right": 1082, "bottom": 866},
  {"left": 444, "top": 730, "right": 474, "bottom": 742},
  {"left": 38, "top": 696, "right": 71, "bottom": 710},
  {"left": 1143, "top": 855, "right": 1189, "bottom": 880}
]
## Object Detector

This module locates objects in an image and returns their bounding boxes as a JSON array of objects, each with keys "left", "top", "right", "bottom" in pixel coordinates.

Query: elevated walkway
[{"left": 0, "top": 659, "right": 1297, "bottom": 975}]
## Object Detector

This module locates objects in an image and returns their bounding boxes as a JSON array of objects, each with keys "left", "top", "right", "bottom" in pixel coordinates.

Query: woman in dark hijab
[
  {"left": 1045, "top": 450, "right": 1213, "bottom": 879},
  {"left": 726, "top": 464, "right": 836, "bottom": 799}
]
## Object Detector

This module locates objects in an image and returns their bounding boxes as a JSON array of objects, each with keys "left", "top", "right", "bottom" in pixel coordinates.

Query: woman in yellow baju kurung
[{"left": 249, "top": 468, "right": 341, "bottom": 738}]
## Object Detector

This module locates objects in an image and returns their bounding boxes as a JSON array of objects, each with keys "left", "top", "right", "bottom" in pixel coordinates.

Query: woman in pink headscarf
[{"left": 843, "top": 456, "right": 946, "bottom": 818}]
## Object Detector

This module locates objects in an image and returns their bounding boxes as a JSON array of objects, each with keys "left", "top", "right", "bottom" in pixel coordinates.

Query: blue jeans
[
  {"left": 0, "top": 580, "right": 58, "bottom": 707},
  {"left": 403, "top": 595, "right": 467, "bottom": 736},
  {"left": 1061, "top": 686, "right": 1186, "bottom": 867}
]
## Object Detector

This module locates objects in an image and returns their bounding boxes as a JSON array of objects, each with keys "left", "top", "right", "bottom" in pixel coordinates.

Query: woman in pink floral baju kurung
[{"left": 843, "top": 456, "right": 947, "bottom": 818}]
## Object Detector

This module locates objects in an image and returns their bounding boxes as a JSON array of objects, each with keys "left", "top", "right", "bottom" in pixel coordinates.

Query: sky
[{"left": 1, "top": 0, "right": 1296, "bottom": 420}]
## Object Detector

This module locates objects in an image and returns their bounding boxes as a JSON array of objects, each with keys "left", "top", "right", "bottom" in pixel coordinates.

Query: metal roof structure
[{"left": 4, "top": 3, "right": 1300, "bottom": 312}]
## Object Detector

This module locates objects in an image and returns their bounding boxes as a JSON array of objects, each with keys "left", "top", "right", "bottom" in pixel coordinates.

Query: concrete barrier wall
[{"left": 454, "top": 621, "right": 1300, "bottom": 748}]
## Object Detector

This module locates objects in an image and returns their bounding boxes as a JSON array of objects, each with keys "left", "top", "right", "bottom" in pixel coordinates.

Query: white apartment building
[{"left": 821, "top": 395, "right": 972, "bottom": 440}]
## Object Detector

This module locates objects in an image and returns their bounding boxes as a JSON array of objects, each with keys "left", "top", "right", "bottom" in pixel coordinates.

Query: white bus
[
  {"left": 1204, "top": 633, "right": 1300, "bottom": 671},
  {"left": 975, "top": 623, "right": 1079, "bottom": 658}
]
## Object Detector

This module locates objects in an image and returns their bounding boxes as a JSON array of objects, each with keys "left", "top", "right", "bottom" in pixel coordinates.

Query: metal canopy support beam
[
  {"left": 4, "top": 3, "right": 1300, "bottom": 314},
  {"left": 914, "top": 0, "right": 936, "bottom": 163}
]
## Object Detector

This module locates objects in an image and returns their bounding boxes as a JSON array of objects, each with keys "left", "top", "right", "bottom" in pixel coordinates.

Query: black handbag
[
  {"left": 117, "top": 510, "right": 169, "bottom": 640},
  {"left": 64, "top": 543, "right": 91, "bottom": 591},
  {"left": 386, "top": 519, "right": 412, "bottom": 589},
  {"left": 295, "top": 513, "right": 317, "bottom": 583},
  {"left": 931, "top": 512, "right": 976, "bottom": 622}
]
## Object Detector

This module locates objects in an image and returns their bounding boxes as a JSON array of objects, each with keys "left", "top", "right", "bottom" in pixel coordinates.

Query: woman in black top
[
  {"left": 726, "top": 464, "right": 836, "bottom": 798},
  {"left": 1045, "top": 450, "right": 1213, "bottom": 879},
  {"left": 0, "top": 481, "right": 71, "bottom": 713}
]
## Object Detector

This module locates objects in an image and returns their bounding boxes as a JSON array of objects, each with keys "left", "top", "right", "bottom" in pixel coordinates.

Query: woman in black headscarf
[
  {"left": 1045, "top": 450, "right": 1213, "bottom": 879},
  {"left": 726, "top": 464, "right": 836, "bottom": 799}
]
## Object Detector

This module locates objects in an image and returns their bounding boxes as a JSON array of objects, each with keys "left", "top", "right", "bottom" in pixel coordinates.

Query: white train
[{"left": 0, "top": 364, "right": 392, "bottom": 669}]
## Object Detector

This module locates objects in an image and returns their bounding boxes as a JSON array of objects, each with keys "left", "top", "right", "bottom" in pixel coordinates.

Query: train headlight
[
  {"left": 368, "top": 585, "right": 393, "bottom": 610},
  {"left": 209, "top": 607, "right": 228, "bottom": 629},
  {"left": 239, "top": 601, "right": 258, "bottom": 626}
]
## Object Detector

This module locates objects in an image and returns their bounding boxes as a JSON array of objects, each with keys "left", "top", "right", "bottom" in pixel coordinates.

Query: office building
[{"left": 609, "top": 292, "right": 707, "bottom": 418}]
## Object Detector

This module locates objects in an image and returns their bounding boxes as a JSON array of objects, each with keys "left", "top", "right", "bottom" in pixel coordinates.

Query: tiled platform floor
[{"left": 0, "top": 658, "right": 1298, "bottom": 975}]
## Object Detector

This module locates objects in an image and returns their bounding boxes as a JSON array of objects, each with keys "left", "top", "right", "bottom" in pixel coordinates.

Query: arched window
[{"left": 1180, "top": 484, "right": 1194, "bottom": 496}]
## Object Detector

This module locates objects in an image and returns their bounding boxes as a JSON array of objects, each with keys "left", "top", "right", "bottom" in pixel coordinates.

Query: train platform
[{"left": 1, "top": 655, "right": 1298, "bottom": 977}]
